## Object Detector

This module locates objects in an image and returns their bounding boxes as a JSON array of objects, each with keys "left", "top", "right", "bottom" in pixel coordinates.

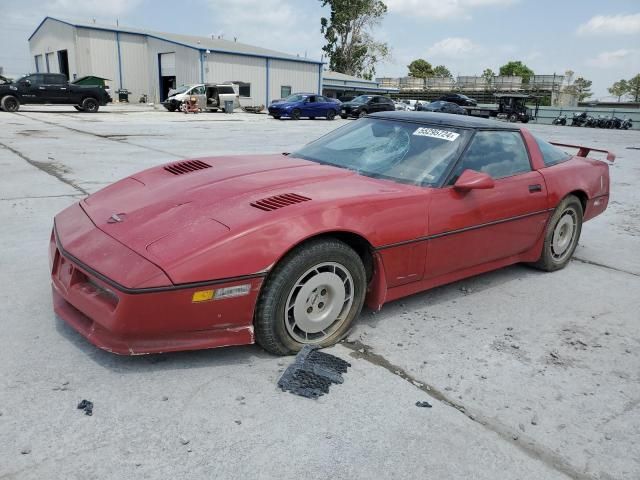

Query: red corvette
[{"left": 50, "top": 112, "right": 614, "bottom": 355}]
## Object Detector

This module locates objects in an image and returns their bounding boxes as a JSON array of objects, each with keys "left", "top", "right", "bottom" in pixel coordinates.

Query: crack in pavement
[
  {"left": 0, "top": 142, "right": 88, "bottom": 196},
  {"left": 0, "top": 193, "right": 83, "bottom": 202},
  {"left": 342, "top": 339, "right": 594, "bottom": 480},
  {"left": 13, "top": 112, "right": 186, "bottom": 159},
  {"left": 573, "top": 257, "right": 639, "bottom": 277}
]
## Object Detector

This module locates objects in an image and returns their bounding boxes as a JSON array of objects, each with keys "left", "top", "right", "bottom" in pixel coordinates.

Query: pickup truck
[{"left": 0, "top": 73, "right": 111, "bottom": 113}]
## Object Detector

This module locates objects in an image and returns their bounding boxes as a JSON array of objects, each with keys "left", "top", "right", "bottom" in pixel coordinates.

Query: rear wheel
[
  {"left": 530, "top": 195, "right": 583, "bottom": 272},
  {"left": 291, "top": 109, "right": 301, "bottom": 120},
  {"left": 358, "top": 110, "right": 368, "bottom": 118},
  {"left": 340, "top": 114, "right": 348, "bottom": 119},
  {"left": 255, "top": 239, "right": 366, "bottom": 355},
  {"left": 272, "top": 115, "right": 281, "bottom": 119},
  {"left": 326, "top": 109, "right": 336, "bottom": 120},
  {"left": 81, "top": 97, "right": 99, "bottom": 113},
  {"left": 508, "top": 113, "right": 518, "bottom": 122},
  {"left": 309, "top": 116, "right": 315, "bottom": 120},
  {"left": 1, "top": 95, "right": 20, "bottom": 112}
]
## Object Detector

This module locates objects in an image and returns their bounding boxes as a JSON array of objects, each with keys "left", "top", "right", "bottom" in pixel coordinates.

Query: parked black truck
[{"left": 0, "top": 73, "right": 111, "bottom": 113}]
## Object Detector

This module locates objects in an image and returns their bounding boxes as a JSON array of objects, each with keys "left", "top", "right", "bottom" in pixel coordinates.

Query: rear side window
[
  {"left": 218, "top": 85, "right": 235, "bottom": 94},
  {"left": 45, "top": 74, "right": 65, "bottom": 84},
  {"left": 534, "top": 136, "right": 572, "bottom": 166},
  {"left": 449, "top": 130, "right": 531, "bottom": 182}
]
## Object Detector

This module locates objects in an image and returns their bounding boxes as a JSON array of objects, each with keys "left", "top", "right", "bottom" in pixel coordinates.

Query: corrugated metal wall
[
  {"left": 75, "top": 28, "right": 118, "bottom": 89},
  {"left": 147, "top": 37, "right": 201, "bottom": 102},
  {"left": 119, "top": 33, "right": 149, "bottom": 101},
  {"left": 29, "top": 18, "right": 77, "bottom": 77},
  {"left": 204, "top": 52, "right": 266, "bottom": 106},
  {"left": 269, "top": 60, "right": 320, "bottom": 103}
]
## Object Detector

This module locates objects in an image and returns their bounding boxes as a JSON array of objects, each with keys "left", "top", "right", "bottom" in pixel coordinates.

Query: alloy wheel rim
[
  {"left": 285, "top": 262, "right": 354, "bottom": 343},
  {"left": 551, "top": 210, "right": 577, "bottom": 261}
]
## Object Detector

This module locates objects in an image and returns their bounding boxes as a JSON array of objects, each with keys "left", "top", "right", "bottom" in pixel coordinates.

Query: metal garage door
[{"left": 159, "top": 53, "right": 175, "bottom": 76}]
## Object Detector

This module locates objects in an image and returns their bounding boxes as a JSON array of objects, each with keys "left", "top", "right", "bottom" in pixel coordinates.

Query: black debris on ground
[
  {"left": 415, "top": 401, "right": 432, "bottom": 408},
  {"left": 278, "top": 345, "right": 351, "bottom": 399},
  {"left": 77, "top": 399, "right": 93, "bottom": 416}
]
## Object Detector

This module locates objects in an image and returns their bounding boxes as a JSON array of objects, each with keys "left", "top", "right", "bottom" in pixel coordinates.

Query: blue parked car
[{"left": 268, "top": 93, "right": 340, "bottom": 120}]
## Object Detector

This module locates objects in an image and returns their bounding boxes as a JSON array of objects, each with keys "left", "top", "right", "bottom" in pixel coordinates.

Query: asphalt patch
[{"left": 278, "top": 345, "right": 351, "bottom": 399}]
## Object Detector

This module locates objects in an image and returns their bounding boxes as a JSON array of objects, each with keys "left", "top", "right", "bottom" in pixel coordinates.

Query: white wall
[
  {"left": 118, "top": 33, "right": 149, "bottom": 101},
  {"left": 29, "top": 18, "right": 77, "bottom": 78},
  {"left": 147, "top": 37, "right": 201, "bottom": 102},
  {"left": 75, "top": 27, "right": 118, "bottom": 90},
  {"left": 204, "top": 52, "right": 266, "bottom": 106},
  {"left": 269, "top": 59, "right": 320, "bottom": 102}
]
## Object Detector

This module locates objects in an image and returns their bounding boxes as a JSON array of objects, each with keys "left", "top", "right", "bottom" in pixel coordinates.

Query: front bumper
[{"left": 50, "top": 211, "right": 262, "bottom": 354}]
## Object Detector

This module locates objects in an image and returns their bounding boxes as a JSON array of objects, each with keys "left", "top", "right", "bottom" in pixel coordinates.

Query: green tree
[
  {"left": 433, "top": 65, "right": 452, "bottom": 78},
  {"left": 499, "top": 60, "right": 534, "bottom": 83},
  {"left": 566, "top": 77, "right": 593, "bottom": 101},
  {"left": 627, "top": 74, "right": 640, "bottom": 102},
  {"left": 407, "top": 59, "right": 433, "bottom": 78},
  {"left": 482, "top": 68, "right": 495, "bottom": 89},
  {"left": 320, "top": 0, "right": 390, "bottom": 79},
  {"left": 608, "top": 79, "right": 629, "bottom": 102}
]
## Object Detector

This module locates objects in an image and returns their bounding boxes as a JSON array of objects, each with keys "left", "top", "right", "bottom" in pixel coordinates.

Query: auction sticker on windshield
[{"left": 412, "top": 127, "right": 460, "bottom": 142}]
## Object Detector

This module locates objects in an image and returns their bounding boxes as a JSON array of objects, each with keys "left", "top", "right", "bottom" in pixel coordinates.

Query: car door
[
  {"left": 424, "top": 129, "right": 549, "bottom": 279},
  {"left": 42, "top": 74, "right": 68, "bottom": 103},
  {"left": 18, "top": 74, "right": 45, "bottom": 103}
]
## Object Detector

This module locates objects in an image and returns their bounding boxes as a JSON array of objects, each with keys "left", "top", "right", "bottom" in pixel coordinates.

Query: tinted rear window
[
  {"left": 218, "top": 85, "right": 235, "bottom": 94},
  {"left": 534, "top": 136, "right": 572, "bottom": 166}
]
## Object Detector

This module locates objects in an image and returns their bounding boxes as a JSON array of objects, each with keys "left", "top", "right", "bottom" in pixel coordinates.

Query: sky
[{"left": 1, "top": 0, "right": 639, "bottom": 99}]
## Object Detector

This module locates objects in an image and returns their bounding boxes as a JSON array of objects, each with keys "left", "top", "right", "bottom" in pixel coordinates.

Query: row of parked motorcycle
[{"left": 553, "top": 112, "right": 633, "bottom": 129}]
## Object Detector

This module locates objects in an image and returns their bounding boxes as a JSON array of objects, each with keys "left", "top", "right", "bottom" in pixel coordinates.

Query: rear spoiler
[{"left": 550, "top": 142, "right": 616, "bottom": 162}]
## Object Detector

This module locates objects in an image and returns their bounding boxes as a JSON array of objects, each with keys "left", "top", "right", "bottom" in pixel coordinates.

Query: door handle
[
  {"left": 38, "top": 86, "right": 45, "bottom": 90},
  {"left": 528, "top": 184, "right": 542, "bottom": 193}
]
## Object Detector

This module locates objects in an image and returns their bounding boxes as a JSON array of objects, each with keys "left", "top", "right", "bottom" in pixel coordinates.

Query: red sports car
[{"left": 50, "top": 112, "right": 614, "bottom": 355}]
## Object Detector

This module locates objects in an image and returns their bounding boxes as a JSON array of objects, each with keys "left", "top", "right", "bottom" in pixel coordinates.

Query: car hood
[{"left": 79, "top": 154, "right": 410, "bottom": 279}]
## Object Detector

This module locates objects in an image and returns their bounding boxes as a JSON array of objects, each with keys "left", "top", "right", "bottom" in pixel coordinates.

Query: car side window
[
  {"left": 308, "top": 95, "right": 316, "bottom": 103},
  {"left": 534, "top": 136, "right": 572, "bottom": 167},
  {"left": 449, "top": 130, "right": 531, "bottom": 183}
]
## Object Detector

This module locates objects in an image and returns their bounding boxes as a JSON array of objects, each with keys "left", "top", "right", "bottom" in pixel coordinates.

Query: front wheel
[
  {"left": 530, "top": 195, "right": 583, "bottom": 272},
  {"left": 291, "top": 109, "right": 301, "bottom": 120},
  {"left": 326, "top": 109, "right": 336, "bottom": 120},
  {"left": 81, "top": 97, "right": 99, "bottom": 113},
  {"left": 508, "top": 113, "right": 518, "bottom": 123},
  {"left": 1, "top": 95, "right": 20, "bottom": 112},
  {"left": 254, "top": 239, "right": 366, "bottom": 355},
  {"left": 358, "top": 110, "right": 368, "bottom": 118},
  {"left": 340, "top": 114, "right": 348, "bottom": 119},
  {"left": 272, "top": 115, "right": 281, "bottom": 119}
]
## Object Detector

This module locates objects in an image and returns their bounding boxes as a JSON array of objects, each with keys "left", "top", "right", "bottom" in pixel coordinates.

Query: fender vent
[
  {"left": 251, "top": 193, "right": 311, "bottom": 211},
  {"left": 164, "top": 160, "right": 212, "bottom": 175}
]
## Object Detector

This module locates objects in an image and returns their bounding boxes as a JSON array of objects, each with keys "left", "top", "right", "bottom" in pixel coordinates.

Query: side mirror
[{"left": 453, "top": 169, "right": 495, "bottom": 192}]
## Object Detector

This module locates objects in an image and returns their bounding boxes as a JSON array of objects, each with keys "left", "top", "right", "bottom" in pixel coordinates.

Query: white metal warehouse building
[{"left": 28, "top": 17, "right": 323, "bottom": 105}]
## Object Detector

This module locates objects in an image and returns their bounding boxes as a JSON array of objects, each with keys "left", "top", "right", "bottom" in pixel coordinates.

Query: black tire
[
  {"left": 272, "top": 115, "right": 281, "bottom": 119},
  {"left": 309, "top": 116, "right": 315, "bottom": 120},
  {"left": 508, "top": 113, "right": 518, "bottom": 123},
  {"left": 358, "top": 110, "right": 368, "bottom": 118},
  {"left": 166, "top": 104, "right": 177, "bottom": 112},
  {"left": 291, "top": 109, "right": 301, "bottom": 120},
  {"left": 73, "top": 105, "right": 84, "bottom": 112},
  {"left": 1, "top": 95, "right": 20, "bottom": 112},
  {"left": 255, "top": 239, "right": 367, "bottom": 355},
  {"left": 326, "top": 109, "right": 336, "bottom": 120},
  {"left": 530, "top": 195, "right": 583, "bottom": 272},
  {"left": 340, "top": 114, "right": 348, "bottom": 119},
  {"left": 81, "top": 97, "right": 99, "bottom": 113}
]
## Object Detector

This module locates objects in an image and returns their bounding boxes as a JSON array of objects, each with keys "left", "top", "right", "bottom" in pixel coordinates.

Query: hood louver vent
[
  {"left": 164, "top": 160, "right": 212, "bottom": 175},
  {"left": 251, "top": 193, "right": 311, "bottom": 212}
]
